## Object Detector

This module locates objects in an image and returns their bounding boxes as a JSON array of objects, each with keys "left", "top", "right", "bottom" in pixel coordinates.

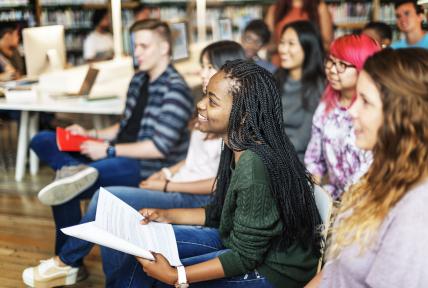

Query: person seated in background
[
  {"left": 0, "top": 21, "right": 25, "bottom": 81},
  {"left": 241, "top": 19, "right": 277, "bottom": 73},
  {"left": 83, "top": 8, "right": 114, "bottom": 62},
  {"left": 304, "top": 34, "right": 380, "bottom": 201},
  {"left": 362, "top": 21, "right": 393, "bottom": 48},
  {"left": 27, "top": 18, "right": 193, "bottom": 268},
  {"left": 307, "top": 48, "right": 428, "bottom": 288},
  {"left": 275, "top": 20, "right": 325, "bottom": 163},
  {"left": 21, "top": 40, "right": 246, "bottom": 288},
  {"left": 391, "top": 0, "right": 428, "bottom": 49},
  {"left": 133, "top": 3, "right": 153, "bottom": 21}
]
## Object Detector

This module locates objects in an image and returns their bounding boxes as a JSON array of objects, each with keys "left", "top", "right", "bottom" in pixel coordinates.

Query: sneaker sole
[
  {"left": 23, "top": 269, "right": 79, "bottom": 288},
  {"left": 38, "top": 167, "right": 99, "bottom": 206}
]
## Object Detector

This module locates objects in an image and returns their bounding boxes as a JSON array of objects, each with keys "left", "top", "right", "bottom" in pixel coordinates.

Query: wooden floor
[
  {"left": 0, "top": 114, "right": 107, "bottom": 287},
  {"left": 0, "top": 166, "right": 105, "bottom": 287}
]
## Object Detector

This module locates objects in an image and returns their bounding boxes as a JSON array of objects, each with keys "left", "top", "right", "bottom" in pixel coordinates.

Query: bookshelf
[
  {"left": 0, "top": 0, "right": 37, "bottom": 27},
  {"left": 3, "top": 0, "right": 425, "bottom": 67}
]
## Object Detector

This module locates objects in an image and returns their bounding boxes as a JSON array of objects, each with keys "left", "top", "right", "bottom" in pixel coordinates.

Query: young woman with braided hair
[
  {"left": 22, "top": 41, "right": 245, "bottom": 288},
  {"left": 307, "top": 48, "right": 428, "bottom": 288},
  {"left": 103, "top": 59, "right": 323, "bottom": 287}
]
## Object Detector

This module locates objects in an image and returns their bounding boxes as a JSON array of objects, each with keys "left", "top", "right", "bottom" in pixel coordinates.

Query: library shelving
[{"left": 0, "top": 0, "right": 37, "bottom": 27}]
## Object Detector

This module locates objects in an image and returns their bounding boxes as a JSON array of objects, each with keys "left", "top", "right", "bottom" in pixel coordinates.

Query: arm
[
  {"left": 67, "top": 123, "right": 119, "bottom": 141},
  {"left": 167, "top": 178, "right": 215, "bottom": 194},
  {"left": 168, "top": 160, "right": 185, "bottom": 175},
  {"left": 139, "top": 177, "right": 215, "bottom": 195},
  {"left": 92, "top": 123, "right": 120, "bottom": 141},
  {"left": 318, "top": 2, "right": 333, "bottom": 51},
  {"left": 140, "top": 207, "right": 206, "bottom": 226},
  {"left": 115, "top": 140, "right": 164, "bottom": 159},
  {"left": 138, "top": 255, "right": 226, "bottom": 285},
  {"left": 138, "top": 208, "right": 228, "bottom": 284},
  {"left": 80, "top": 133, "right": 165, "bottom": 160},
  {"left": 144, "top": 160, "right": 186, "bottom": 181},
  {"left": 304, "top": 106, "right": 327, "bottom": 180},
  {"left": 265, "top": 4, "right": 276, "bottom": 33}
]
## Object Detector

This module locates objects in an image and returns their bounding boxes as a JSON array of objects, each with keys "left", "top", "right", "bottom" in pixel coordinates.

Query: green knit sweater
[{"left": 205, "top": 150, "right": 318, "bottom": 288}]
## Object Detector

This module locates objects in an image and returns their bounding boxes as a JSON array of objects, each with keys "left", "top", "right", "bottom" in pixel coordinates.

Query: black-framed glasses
[
  {"left": 242, "top": 34, "right": 263, "bottom": 47},
  {"left": 325, "top": 58, "right": 356, "bottom": 73}
]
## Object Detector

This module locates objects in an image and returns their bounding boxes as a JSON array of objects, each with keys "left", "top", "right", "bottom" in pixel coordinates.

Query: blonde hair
[{"left": 327, "top": 48, "right": 428, "bottom": 259}]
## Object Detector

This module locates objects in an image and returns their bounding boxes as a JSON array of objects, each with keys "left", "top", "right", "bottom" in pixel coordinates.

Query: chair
[{"left": 313, "top": 184, "right": 333, "bottom": 271}]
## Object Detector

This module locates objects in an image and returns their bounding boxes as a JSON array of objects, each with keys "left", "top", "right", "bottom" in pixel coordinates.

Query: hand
[
  {"left": 136, "top": 253, "right": 177, "bottom": 285},
  {"left": 139, "top": 208, "right": 171, "bottom": 225},
  {"left": 80, "top": 140, "right": 108, "bottom": 160},
  {"left": 66, "top": 124, "right": 88, "bottom": 136},
  {"left": 0, "top": 69, "right": 16, "bottom": 81},
  {"left": 146, "top": 170, "right": 166, "bottom": 181},
  {"left": 139, "top": 179, "right": 168, "bottom": 191}
]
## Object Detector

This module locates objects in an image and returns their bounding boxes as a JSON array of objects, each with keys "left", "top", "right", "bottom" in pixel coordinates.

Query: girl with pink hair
[{"left": 304, "top": 34, "right": 380, "bottom": 200}]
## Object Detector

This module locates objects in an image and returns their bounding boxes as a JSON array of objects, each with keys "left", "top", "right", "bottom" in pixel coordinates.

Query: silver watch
[{"left": 175, "top": 265, "right": 189, "bottom": 288}]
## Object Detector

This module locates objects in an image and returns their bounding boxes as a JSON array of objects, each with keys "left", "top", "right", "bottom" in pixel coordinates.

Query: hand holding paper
[{"left": 61, "top": 187, "right": 182, "bottom": 266}]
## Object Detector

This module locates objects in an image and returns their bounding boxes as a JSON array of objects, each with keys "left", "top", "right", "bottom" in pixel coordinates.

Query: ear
[{"left": 160, "top": 41, "right": 170, "bottom": 57}]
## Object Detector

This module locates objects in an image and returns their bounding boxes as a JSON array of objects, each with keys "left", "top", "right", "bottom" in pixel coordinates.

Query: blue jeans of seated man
[
  {"left": 102, "top": 225, "right": 275, "bottom": 288},
  {"left": 30, "top": 131, "right": 143, "bottom": 254},
  {"left": 58, "top": 186, "right": 212, "bottom": 268}
]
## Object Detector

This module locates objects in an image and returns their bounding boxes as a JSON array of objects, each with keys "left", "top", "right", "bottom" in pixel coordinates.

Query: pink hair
[{"left": 322, "top": 34, "right": 380, "bottom": 114}]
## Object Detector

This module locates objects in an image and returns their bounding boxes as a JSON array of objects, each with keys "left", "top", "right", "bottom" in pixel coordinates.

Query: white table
[{"left": 0, "top": 93, "right": 124, "bottom": 181}]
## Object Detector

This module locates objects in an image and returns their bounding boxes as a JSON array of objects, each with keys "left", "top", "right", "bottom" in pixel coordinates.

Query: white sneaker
[
  {"left": 22, "top": 258, "right": 82, "bottom": 288},
  {"left": 38, "top": 164, "right": 99, "bottom": 206}
]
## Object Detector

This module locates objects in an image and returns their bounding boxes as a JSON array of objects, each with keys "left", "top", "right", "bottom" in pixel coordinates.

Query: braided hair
[{"left": 214, "top": 59, "right": 322, "bottom": 254}]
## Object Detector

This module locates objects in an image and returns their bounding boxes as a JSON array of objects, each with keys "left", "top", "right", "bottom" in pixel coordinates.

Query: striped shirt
[{"left": 119, "top": 65, "right": 194, "bottom": 179}]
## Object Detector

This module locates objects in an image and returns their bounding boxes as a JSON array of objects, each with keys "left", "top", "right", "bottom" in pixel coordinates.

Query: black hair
[
  {"left": 214, "top": 59, "right": 322, "bottom": 255},
  {"left": 0, "top": 21, "right": 20, "bottom": 39},
  {"left": 91, "top": 8, "right": 108, "bottom": 28},
  {"left": 243, "top": 19, "right": 271, "bottom": 45},
  {"left": 395, "top": 0, "right": 424, "bottom": 14},
  {"left": 133, "top": 3, "right": 148, "bottom": 15},
  {"left": 199, "top": 40, "right": 246, "bottom": 70},
  {"left": 363, "top": 21, "right": 393, "bottom": 41},
  {"left": 274, "top": 20, "right": 325, "bottom": 111}
]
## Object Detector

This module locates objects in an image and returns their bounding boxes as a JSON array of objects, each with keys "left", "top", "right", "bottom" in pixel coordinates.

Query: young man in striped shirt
[{"left": 27, "top": 19, "right": 193, "bottom": 269}]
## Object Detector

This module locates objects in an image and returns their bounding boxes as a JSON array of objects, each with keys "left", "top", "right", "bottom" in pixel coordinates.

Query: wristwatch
[
  {"left": 175, "top": 266, "right": 189, "bottom": 288},
  {"left": 106, "top": 145, "right": 116, "bottom": 158}
]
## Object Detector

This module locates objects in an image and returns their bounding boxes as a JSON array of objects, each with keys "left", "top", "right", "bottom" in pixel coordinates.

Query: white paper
[{"left": 61, "top": 187, "right": 182, "bottom": 266}]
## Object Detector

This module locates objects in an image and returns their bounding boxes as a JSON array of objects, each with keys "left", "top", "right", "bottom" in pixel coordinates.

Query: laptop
[{"left": 50, "top": 67, "right": 99, "bottom": 99}]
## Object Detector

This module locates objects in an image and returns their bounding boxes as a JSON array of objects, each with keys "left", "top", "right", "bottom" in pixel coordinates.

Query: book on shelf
[
  {"left": 56, "top": 127, "right": 102, "bottom": 152},
  {"left": 61, "top": 187, "right": 182, "bottom": 266}
]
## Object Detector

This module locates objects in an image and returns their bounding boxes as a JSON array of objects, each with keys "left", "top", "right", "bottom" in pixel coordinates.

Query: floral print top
[{"left": 304, "top": 101, "right": 372, "bottom": 200}]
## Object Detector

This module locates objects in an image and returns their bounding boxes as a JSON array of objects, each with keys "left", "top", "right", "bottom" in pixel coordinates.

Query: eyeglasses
[
  {"left": 242, "top": 34, "right": 263, "bottom": 47},
  {"left": 325, "top": 58, "right": 356, "bottom": 73}
]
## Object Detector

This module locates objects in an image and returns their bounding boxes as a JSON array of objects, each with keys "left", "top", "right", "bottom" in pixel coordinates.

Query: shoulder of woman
[{"left": 235, "top": 150, "right": 269, "bottom": 185}]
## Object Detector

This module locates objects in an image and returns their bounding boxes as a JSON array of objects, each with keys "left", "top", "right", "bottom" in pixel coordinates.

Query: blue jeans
[
  {"left": 30, "top": 131, "right": 143, "bottom": 253},
  {"left": 58, "top": 186, "right": 212, "bottom": 268},
  {"left": 103, "top": 225, "right": 274, "bottom": 288}
]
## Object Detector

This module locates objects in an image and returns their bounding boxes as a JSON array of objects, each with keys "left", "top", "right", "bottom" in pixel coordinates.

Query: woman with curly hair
[{"left": 308, "top": 48, "right": 428, "bottom": 287}]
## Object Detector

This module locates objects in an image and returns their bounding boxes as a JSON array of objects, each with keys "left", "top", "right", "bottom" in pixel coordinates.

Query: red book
[{"left": 56, "top": 127, "right": 102, "bottom": 152}]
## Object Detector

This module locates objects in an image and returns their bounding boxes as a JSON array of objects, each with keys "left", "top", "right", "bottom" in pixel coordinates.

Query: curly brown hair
[{"left": 328, "top": 48, "right": 428, "bottom": 258}]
